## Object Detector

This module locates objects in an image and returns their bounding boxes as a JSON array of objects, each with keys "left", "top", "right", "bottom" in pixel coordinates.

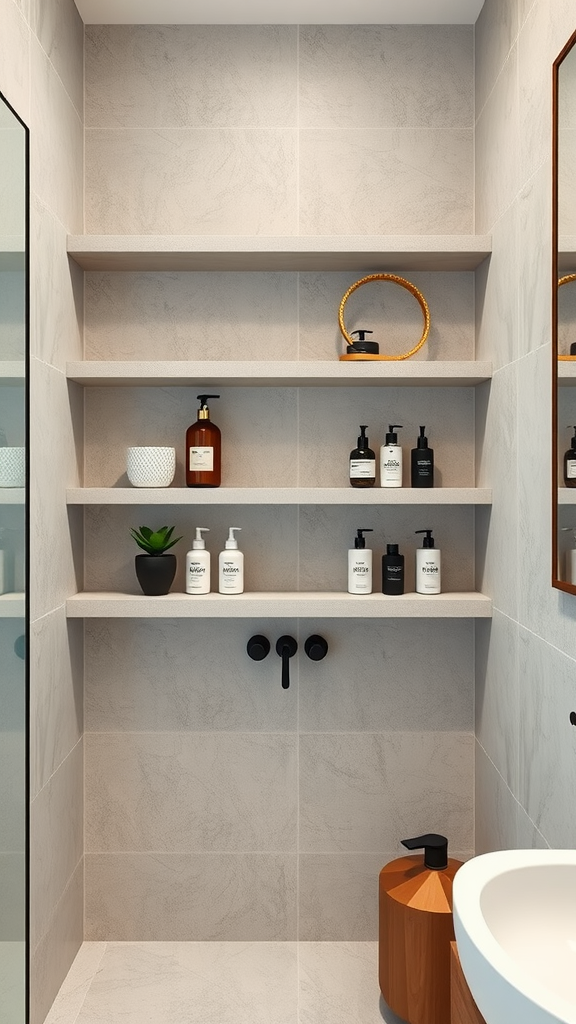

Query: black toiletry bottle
[
  {"left": 349, "top": 425, "right": 376, "bottom": 488},
  {"left": 382, "top": 544, "right": 404, "bottom": 595},
  {"left": 564, "top": 426, "right": 576, "bottom": 488},
  {"left": 411, "top": 426, "right": 434, "bottom": 488}
]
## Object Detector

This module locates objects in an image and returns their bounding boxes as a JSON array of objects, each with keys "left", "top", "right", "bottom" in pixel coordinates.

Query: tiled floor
[{"left": 44, "top": 941, "right": 409, "bottom": 1024}]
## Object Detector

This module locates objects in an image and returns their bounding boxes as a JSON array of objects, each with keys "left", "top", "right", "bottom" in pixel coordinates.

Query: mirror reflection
[{"left": 0, "top": 90, "right": 28, "bottom": 1023}]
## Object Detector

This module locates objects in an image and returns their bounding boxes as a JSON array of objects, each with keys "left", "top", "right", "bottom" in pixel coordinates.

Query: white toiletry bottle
[
  {"left": 219, "top": 527, "right": 244, "bottom": 594},
  {"left": 348, "top": 528, "right": 373, "bottom": 594},
  {"left": 415, "top": 529, "right": 441, "bottom": 594},
  {"left": 562, "top": 527, "right": 576, "bottom": 584},
  {"left": 186, "top": 527, "right": 210, "bottom": 594},
  {"left": 380, "top": 425, "right": 403, "bottom": 487}
]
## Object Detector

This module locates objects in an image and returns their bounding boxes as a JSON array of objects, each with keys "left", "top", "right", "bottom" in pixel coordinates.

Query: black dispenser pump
[
  {"left": 568, "top": 426, "right": 576, "bottom": 450},
  {"left": 354, "top": 528, "right": 373, "bottom": 549},
  {"left": 415, "top": 528, "right": 435, "bottom": 548},
  {"left": 197, "top": 394, "right": 220, "bottom": 414},
  {"left": 348, "top": 329, "right": 380, "bottom": 355},
  {"left": 416, "top": 426, "right": 428, "bottom": 448},
  {"left": 357, "top": 425, "right": 370, "bottom": 449},
  {"left": 401, "top": 833, "right": 449, "bottom": 870},
  {"left": 385, "top": 424, "right": 403, "bottom": 444}
]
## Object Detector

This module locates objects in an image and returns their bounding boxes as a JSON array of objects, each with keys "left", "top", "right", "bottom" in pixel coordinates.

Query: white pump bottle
[
  {"left": 562, "top": 527, "right": 576, "bottom": 584},
  {"left": 219, "top": 527, "right": 244, "bottom": 594},
  {"left": 186, "top": 527, "right": 210, "bottom": 594}
]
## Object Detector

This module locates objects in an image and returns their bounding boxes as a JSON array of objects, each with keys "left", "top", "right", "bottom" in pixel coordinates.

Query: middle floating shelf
[{"left": 67, "top": 487, "right": 492, "bottom": 506}]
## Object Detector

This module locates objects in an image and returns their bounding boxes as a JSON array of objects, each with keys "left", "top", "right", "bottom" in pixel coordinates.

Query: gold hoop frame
[
  {"left": 558, "top": 273, "right": 576, "bottom": 360},
  {"left": 338, "top": 273, "right": 431, "bottom": 361}
]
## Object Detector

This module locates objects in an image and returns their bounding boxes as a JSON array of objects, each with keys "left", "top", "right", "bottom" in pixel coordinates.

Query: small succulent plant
[{"left": 130, "top": 525, "right": 182, "bottom": 555}]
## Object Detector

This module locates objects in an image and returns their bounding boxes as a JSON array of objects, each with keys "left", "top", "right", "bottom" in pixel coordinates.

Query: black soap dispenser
[
  {"left": 347, "top": 329, "right": 380, "bottom": 356},
  {"left": 382, "top": 543, "right": 404, "bottom": 595},
  {"left": 564, "top": 426, "right": 576, "bottom": 488},
  {"left": 411, "top": 426, "right": 434, "bottom": 488},
  {"left": 349, "top": 425, "right": 376, "bottom": 488}
]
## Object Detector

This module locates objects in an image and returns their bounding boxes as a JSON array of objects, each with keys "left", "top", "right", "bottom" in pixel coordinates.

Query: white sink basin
[{"left": 453, "top": 850, "right": 576, "bottom": 1024}]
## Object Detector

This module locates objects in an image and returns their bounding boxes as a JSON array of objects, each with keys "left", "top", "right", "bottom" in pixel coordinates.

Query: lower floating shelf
[
  {"left": 66, "top": 591, "right": 492, "bottom": 619},
  {"left": 0, "top": 593, "right": 25, "bottom": 618}
]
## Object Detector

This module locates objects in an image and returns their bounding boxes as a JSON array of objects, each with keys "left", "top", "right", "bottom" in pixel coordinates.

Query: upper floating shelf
[
  {"left": 558, "top": 362, "right": 576, "bottom": 385},
  {"left": 67, "top": 359, "right": 492, "bottom": 388},
  {"left": 558, "top": 237, "right": 576, "bottom": 272},
  {"left": 66, "top": 234, "right": 492, "bottom": 273},
  {"left": 0, "top": 361, "right": 25, "bottom": 384}
]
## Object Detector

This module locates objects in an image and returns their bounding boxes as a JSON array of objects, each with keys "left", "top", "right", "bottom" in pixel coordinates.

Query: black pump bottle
[
  {"left": 349, "top": 425, "right": 376, "bottom": 488},
  {"left": 382, "top": 544, "right": 404, "bottom": 595},
  {"left": 411, "top": 426, "right": 434, "bottom": 488},
  {"left": 564, "top": 426, "right": 576, "bottom": 489}
]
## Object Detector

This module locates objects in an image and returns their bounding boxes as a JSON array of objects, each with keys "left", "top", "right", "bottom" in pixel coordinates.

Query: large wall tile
[
  {"left": 30, "top": 35, "right": 82, "bottom": 232},
  {"left": 297, "top": 386, "right": 475, "bottom": 488},
  {"left": 42, "top": 942, "right": 107, "bottom": 1024},
  {"left": 298, "top": 25, "right": 473, "bottom": 130},
  {"left": 475, "top": 612, "right": 519, "bottom": 793},
  {"left": 31, "top": 0, "right": 83, "bottom": 118},
  {"left": 83, "top": 503, "right": 298, "bottom": 593},
  {"left": 29, "top": 359, "right": 83, "bottom": 619},
  {"left": 474, "top": 365, "right": 518, "bottom": 619},
  {"left": 474, "top": 201, "right": 518, "bottom": 368},
  {"left": 518, "top": 164, "right": 552, "bottom": 357},
  {"left": 475, "top": 44, "right": 519, "bottom": 234},
  {"left": 84, "top": 852, "right": 297, "bottom": 940},
  {"left": 475, "top": 743, "right": 519, "bottom": 853},
  {"left": 298, "top": 853, "right": 388, "bottom": 941},
  {"left": 30, "top": 609, "right": 83, "bottom": 799},
  {"left": 474, "top": 0, "right": 518, "bottom": 118},
  {"left": 85, "top": 618, "right": 298, "bottom": 733},
  {"left": 298, "top": 619, "right": 473, "bottom": 732},
  {"left": 0, "top": 0, "right": 30, "bottom": 125},
  {"left": 72, "top": 941, "right": 298, "bottom": 1024},
  {"left": 298, "top": 270, "right": 474, "bottom": 363},
  {"left": 83, "top": 385, "right": 298, "bottom": 488},
  {"left": 85, "top": 129, "right": 298, "bottom": 235},
  {"left": 30, "top": 739, "right": 83, "bottom": 950},
  {"left": 85, "top": 732, "right": 297, "bottom": 853},
  {"left": 298, "top": 505, "right": 474, "bottom": 594},
  {"left": 299, "top": 129, "right": 473, "bottom": 236},
  {"left": 85, "top": 25, "right": 297, "bottom": 129},
  {"left": 518, "top": 627, "right": 576, "bottom": 847},
  {"left": 299, "top": 731, "right": 473, "bottom": 853},
  {"left": 29, "top": 860, "right": 83, "bottom": 1024},
  {"left": 30, "top": 195, "right": 83, "bottom": 367},
  {"left": 84, "top": 271, "right": 298, "bottom": 362}
]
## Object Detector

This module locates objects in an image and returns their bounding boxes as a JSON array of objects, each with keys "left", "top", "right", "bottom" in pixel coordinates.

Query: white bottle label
[
  {"left": 219, "top": 555, "right": 244, "bottom": 593},
  {"left": 348, "top": 551, "right": 373, "bottom": 594},
  {"left": 567, "top": 459, "right": 576, "bottom": 479},
  {"left": 380, "top": 446, "right": 402, "bottom": 487},
  {"left": 189, "top": 447, "right": 213, "bottom": 471},
  {"left": 350, "top": 459, "right": 376, "bottom": 479},
  {"left": 416, "top": 552, "right": 441, "bottom": 594},
  {"left": 186, "top": 552, "right": 210, "bottom": 594}
]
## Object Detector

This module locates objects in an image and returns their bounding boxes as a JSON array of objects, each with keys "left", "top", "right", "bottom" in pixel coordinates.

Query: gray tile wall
[
  {"left": 82, "top": 24, "right": 477, "bottom": 942},
  {"left": 0, "top": 0, "right": 85, "bottom": 1020},
  {"left": 474, "top": 0, "right": 576, "bottom": 852}
]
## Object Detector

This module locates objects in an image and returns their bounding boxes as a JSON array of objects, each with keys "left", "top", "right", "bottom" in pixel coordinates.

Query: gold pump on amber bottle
[{"left": 186, "top": 394, "right": 221, "bottom": 488}]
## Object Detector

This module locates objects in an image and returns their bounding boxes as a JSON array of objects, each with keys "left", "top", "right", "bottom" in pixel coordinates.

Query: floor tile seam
[{"left": 61, "top": 941, "right": 109, "bottom": 1024}]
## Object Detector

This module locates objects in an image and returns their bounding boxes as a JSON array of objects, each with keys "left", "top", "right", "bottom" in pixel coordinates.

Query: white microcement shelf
[
  {"left": 67, "top": 486, "right": 492, "bottom": 505},
  {"left": 0, "top": 488, "right": 25, "bottom": 504},
  {"left": 66, "top": 359, "right": 492, "bottom": 388},
  {"left": 558, "top": 362, "right": 576, "bottom": 384},
  {"left": 66, "top": 591, "right": 492, "bottom": 619},
  {"left": 66, "top": 234, "right": 492, "bottom": 272},
  {"left": 0, "top": 593, "right": 25, "bottom": 617},
  {"left": 558, "top": 489, "right": 576, "bottom": 504},
  {"left": 0, "top": 362, "right": 25, "bottom": 383}
]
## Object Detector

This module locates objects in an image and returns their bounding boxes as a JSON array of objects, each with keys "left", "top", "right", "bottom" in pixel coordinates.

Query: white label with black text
[{"left": 189, "top": 447, "right": 214, "bottom": 471}]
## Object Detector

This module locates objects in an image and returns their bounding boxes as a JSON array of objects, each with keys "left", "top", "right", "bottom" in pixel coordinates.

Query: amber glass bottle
[{"left": 186, "top": 394, "right": 221, "bottom": 487}]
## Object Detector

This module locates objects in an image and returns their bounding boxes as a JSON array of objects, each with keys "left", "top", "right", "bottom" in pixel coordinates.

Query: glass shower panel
[{"left": 0, "top": 91, "right": 28, "bottom": 1024}]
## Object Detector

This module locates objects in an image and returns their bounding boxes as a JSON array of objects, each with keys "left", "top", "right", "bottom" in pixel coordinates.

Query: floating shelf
[
  {"left": 558, "top": 237, "right": 576, "bottom": 272},
  {"left": 0, "top": 593, "right": 25, "bottom": 618},
  {"left": 66, "top": 590, "right": 492, "bottom": 619},
  {"left": 66, "top": 359, "right": 492, "bottom": 388},
  {"left": 0, "top": 488, "right": 25, "bottom": 505},
  {"left": 558, "top": 489, "right": 576, "bottom": 504},
  {"left": 0, "top": 362, "right": 25, "bottom": 384},
  {"left": 67, "top": 486, "right": 491, "bottom": 506},
  {"left": 558, "top": 362, "right": 576, "bottom": 385},
  {"left": 67, "top": 234, "right": 492, "bottom": 273}
]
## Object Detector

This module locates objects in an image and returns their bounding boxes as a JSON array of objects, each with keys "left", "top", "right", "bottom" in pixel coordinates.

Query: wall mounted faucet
[
  {"left": 247, "top": 633, "right": 328, "bottom": 688},
  {"left": 276, "top": 635, "right": 297, "bottom": 689}
]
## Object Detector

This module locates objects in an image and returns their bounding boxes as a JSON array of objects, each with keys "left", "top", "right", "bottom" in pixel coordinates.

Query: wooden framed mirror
[{"left": 553, "top": 28, "right": 576, "bottom": 592}]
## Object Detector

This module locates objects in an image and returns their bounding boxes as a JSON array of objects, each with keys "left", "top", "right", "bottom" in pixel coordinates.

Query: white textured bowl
[
  {"left": 0, "top": 446, "right": 25, "bottom": 487},
  {"left": 126, "top": 446, "right": 176, "bottom": 487}
]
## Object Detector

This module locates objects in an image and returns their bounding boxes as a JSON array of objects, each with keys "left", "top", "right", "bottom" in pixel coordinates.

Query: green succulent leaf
[{"left": 130, "top": 525, "right": 182, "bottom": 555}]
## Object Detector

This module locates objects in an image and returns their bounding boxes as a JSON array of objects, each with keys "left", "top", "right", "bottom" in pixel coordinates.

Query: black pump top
[
  {"left": 197, "top": 394, "right": 220, "bottom": 410},
  {"left": 568, "top": 426, "right": 576, "bottom": 451},
  {"left": 415, "top": 528, "right": 435, "bottom": 548},
  {"left": 354, "top": 528, "right": 373, "bottom": 549},
  {"left": 571, "top": 343, "right": 576, "bottom": 355},
  {"left": 357, "top": 425, "right": 370, "bottom": 449},
  {"left": 416, "top": 426, "right": 429, "bottom": 449},
  {"left": 348, "top": 329, "right": 380, "bottom": 355},
  {"left": 401, "top": 833, "right": 449, "bottom": 870},
  {"left": 385, "top": 424, "right": 403, "bottom": 444},
  {"left": 386, "top": 543, "right": 399, "bottom": 555}
]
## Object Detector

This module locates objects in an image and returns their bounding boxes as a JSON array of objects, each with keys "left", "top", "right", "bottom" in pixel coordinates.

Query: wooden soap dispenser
[{"left": 379, "top": 833, "right": 462, "bottom": 1024}]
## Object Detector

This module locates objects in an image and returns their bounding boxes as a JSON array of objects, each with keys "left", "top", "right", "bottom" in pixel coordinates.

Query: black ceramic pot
[{"left": 135, "top": 554, "right": 177, "bottom": 596}]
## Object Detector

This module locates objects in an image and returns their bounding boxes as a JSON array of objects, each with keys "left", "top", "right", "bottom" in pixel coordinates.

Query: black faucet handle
[
  {"left": 276, "top": 635, "right": 297, "bottom": 689},
  {"left": 304, "top": 635, "right": 328, "bottom": 661},
  {"left": 247, "top": 635, "right": 270, "bottom": 661}
]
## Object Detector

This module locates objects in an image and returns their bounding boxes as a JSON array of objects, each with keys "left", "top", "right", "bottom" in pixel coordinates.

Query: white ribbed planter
[
  {"left": 126, "top": 446, "right": 176, "bottom": 487},
  {"left": 0, "top": 447, "right": 25, "bottom": 487}
]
